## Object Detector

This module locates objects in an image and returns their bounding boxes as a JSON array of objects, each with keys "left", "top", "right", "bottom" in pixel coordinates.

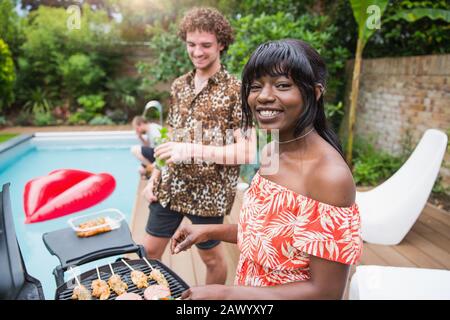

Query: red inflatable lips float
[{"left": 24, "top": 169, "right": 116, "bottom": 223}]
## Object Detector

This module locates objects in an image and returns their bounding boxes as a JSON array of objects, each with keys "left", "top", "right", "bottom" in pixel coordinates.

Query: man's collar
[{"left": 186, "top": 65, "right": 227, "bottom": 85}]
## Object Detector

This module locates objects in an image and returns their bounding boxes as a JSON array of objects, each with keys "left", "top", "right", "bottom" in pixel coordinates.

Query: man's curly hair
[{"left": 178, "top": 7, "right": 234, "bottom": 53}]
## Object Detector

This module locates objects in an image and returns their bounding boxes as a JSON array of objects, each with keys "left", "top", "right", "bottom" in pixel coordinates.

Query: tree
[{"left": 346, "top": 0, "right": 389, "bottom": 165}]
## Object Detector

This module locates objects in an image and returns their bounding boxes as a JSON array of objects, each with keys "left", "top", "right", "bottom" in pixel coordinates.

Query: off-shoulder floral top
[{"left": 235, "top": 171, "right": 363, "bottom": 286}]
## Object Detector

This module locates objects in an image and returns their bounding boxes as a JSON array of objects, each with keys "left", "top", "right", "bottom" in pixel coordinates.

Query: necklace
[{"left": 275, "top": 128, "right": 315, "bottom": 144}]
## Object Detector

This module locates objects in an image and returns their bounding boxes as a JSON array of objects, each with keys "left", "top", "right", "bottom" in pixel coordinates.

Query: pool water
[{"left": 0, "top": 133, "right": 141, "bottom": 299}]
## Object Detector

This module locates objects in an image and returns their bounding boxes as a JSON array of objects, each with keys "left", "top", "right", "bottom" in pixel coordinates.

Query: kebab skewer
[
  {"left": 107, "top": 263, "right": 128, "bottom": 295},
  {"left": 91, "top": 266, "right": 110, "bottom": 300},
  {"left": 70, "top": 267, "right": 92, "bottom": 300},
  {"left": 121, "top": 259, "right": 148, "bottom": 289},
  {"left": 143, "top": 257, "right": 169, "bottom": 289}
]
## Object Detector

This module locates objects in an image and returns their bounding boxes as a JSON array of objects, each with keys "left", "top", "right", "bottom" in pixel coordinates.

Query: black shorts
[
  {"left": 145, "top": 202, "right": 223, "bottom": 250},
  {"left": 141, "top": 146, "right": 155, "bottom": 163}
]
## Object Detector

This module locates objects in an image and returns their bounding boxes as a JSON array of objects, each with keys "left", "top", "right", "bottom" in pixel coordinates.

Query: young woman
[{"left": 170, "top": 39, "right": 362, "bottom": 300}]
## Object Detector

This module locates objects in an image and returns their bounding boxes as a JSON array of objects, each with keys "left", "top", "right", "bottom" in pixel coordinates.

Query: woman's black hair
[{"left": 241, "top": 39, "right": 344, "bottom": 158}]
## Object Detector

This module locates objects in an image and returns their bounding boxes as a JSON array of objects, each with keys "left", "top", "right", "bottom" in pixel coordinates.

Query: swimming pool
[{"left": 0, "top": 131, "right": 141, "bottom": 299}]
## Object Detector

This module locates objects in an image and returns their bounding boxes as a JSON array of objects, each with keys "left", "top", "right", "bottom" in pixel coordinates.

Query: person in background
[
  {"left": 131, "top": 116, "right": 162, "bottom": 178},
  {"left": 170, "top": 39, "right": 362, "bottom": 300},
  {"left": 141, "top": 7, "right": 257, "bottom": 286}
]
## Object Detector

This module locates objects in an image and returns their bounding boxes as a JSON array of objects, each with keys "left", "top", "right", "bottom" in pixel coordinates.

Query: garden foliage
[{"left": 0, "top": 39, "right": 15, "bottom": 112}]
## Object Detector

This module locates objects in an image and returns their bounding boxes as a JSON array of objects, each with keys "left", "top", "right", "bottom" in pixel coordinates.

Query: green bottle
[{"left": 155, "top": 127, "right": 169, "bottom": 169}]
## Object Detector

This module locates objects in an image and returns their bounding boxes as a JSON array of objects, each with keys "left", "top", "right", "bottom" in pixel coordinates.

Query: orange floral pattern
[{"left": 235, "top": 171, "right": 363, "bottom": 286}]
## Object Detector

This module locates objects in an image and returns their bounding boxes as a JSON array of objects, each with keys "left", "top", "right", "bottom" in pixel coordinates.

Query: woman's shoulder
[{"left": 306, "top": 152, "right": 356, "bottom": 208}]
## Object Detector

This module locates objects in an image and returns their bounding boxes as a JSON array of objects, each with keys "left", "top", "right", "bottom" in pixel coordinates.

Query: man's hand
[
  {"left": 142, "top": 178, "right": 157, "bottom": 203},
  {"left": 181, "top": 285, "right": 229, "bottom": 300},
  {"left": 154, "top": 142, "right": 197, "bottom": 164},
  {"left": 170, "top": 224, "right": 211, "bottom": 254}
]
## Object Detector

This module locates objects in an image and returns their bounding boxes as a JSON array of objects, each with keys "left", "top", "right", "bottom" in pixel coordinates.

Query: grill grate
[{"left": 55, "top": 259, "right": 189, "bottom": 300}]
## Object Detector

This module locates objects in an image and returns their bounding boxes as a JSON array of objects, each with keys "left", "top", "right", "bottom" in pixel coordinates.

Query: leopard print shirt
[{"left": 154, "top": 66, "right": 242, "bottom": 217}]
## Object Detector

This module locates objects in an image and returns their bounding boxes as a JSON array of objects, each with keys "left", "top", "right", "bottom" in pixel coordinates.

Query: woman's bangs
[{"left": 244, "top": 43, "right": 294, "bottom": 83}]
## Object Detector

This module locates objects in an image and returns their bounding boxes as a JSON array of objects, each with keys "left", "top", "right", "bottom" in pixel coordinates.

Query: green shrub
[
  {"left": 71, "top": 94, "right": 106, "bottom": 123},
  {"left": 16, "top": 5, "right": 121, "bottom": 112},
  {"left": 67, "top": 111, "right": 88, "bottom": 125},
  {"left": 60, "top": 53, "right": 106, "bottom": 103},
  {"left": 352, "top": 139, "right": 404, "bottom": 186},
  {"left": 0, "top": 38, "right": 15, "bottom": 111},
  {"left": 0, "top": 116, "right": 7, "bottom": 126},
  {"left": 23, "top": 87, "right": 54, "bottom": 115},
  {"left": 106, "top": 109, "right": 128, "bottom": 124},
  {"left": 106, "top": 77, "right": 143, "bottom": 116},
  {"left": 0, "top": 0, "right": 24, "bottom": 59},
  {"left": 432, "top": 176, "right": 448, "bottom": 194},
  {"left": 14, "top": 111, "right": 32, "bottom": 126},
  {"left": 88, "top": 115, "right": 114, "bottom": 126},
  {"left": 324, "top": 101, "right": 344, "bottom": 132},
  {"left": 33, "top": 111, "right": 55, "bottom": 126},
  {"left": 77, "top": 94, "right": 105, "bottom": 114}
]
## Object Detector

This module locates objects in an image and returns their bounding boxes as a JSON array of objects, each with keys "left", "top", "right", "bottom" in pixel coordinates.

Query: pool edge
[{"left": 0, "top": 134, "right": 34, "bottom": 154}]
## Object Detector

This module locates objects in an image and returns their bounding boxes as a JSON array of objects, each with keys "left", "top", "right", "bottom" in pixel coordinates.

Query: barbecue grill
[{"left": 0, "top": 183, "right": 189, "bottom": 300}]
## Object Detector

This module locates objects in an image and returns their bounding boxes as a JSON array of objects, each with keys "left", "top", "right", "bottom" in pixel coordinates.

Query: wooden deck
[{"left": 130, "top": 179, "right": 450, "bottom": 297}]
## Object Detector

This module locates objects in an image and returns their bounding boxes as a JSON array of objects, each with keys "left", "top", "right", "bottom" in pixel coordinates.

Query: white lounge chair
[
  {"left": 349, "top": 265, "right": 450, "bottom": 300},
  {"left": 356, "top": 129, "right": 448, "bottom": 245}
]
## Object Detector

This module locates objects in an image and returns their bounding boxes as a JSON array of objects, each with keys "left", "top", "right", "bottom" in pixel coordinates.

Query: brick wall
[{"left": 345, "top": 54, "right": 450, "bottom": 187}]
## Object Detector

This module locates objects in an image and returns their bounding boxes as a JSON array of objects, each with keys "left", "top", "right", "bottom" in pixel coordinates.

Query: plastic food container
[{"left": 67, "top": 208, "right": 125, "bottom": 235}]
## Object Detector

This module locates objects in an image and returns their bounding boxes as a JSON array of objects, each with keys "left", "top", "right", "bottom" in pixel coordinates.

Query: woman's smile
[{"left": 255, "top": 107, "right": 284, "bottom": 123}]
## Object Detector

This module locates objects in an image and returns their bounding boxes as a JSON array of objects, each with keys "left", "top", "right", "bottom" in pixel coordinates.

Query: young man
[
  {"left": 131, "top": 116, "right": 162, "bottom": 177},
  {"left": 142, "top": 7, "right": 256, "bottom": 285}
]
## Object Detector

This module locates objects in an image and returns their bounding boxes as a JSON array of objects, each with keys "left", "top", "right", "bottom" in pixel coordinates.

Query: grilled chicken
[
  {"left": 149, "top": 269, "right": 169, "bottom": 288},
  {"left": 131, "top": 270, "right": 148, "bottom": 289},
  {"left": 91, "top": 279, "right": 110, "bottom": 300},
  {"left": 76, "top": 217, "right": 112, "bottom": 238},
  {"left": 72, "top": 285, "right": 92, "bottom": 300},
  {"left": 108, "top": 274, "right": 128, "bottom": 296}
]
